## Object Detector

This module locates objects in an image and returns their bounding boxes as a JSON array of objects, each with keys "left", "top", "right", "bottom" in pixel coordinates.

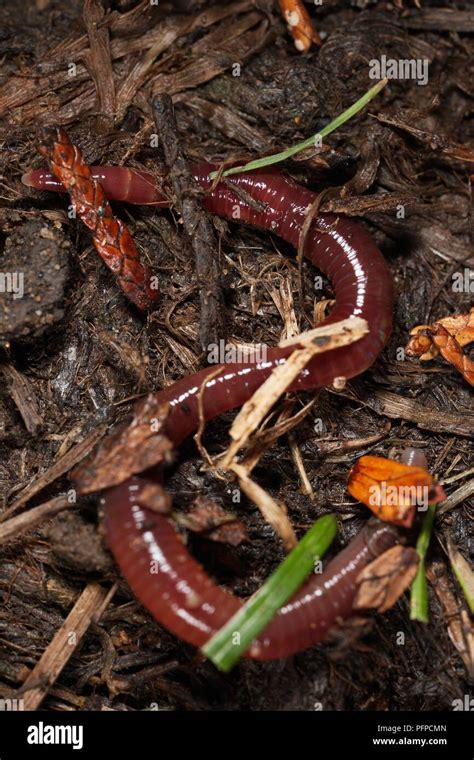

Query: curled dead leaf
[
  {"left": 354, "top": 545, "right": 419, "bottom": 613},
  {"left": 407, "top": 308, "right": 474, "bottom": 386},
  {"left": 174, "top": 496, "right": 247, "bottom": 547},
  {"left": 70, "top": 396, "right": 173, "bottom": 492}
]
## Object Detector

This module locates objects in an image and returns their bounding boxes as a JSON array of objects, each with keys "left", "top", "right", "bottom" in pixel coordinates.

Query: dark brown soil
[{"left": 0, "top": 0, "right": 472, "bottom": 711}]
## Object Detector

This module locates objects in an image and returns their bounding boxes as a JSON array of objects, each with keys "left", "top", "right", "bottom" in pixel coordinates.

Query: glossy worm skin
[
  {"left": 23, "top": 162, "right": 394, "bottom": 423},
  {"left": 25, "top": 159, "right": 395, "bottom": 658},
  {"left": 103, "top": 482, "right": 399, "bottom": 660}
]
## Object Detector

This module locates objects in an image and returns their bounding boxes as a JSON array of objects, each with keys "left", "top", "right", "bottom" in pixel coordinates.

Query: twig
[
  {"left": 152, "top": 94, "right": 226, "bottom": 352},
  {"left": 221, "top": 317, "right": 367, "bottom": 467},
  {"left": 437, "top": 479, "right": 474, "bottom": 515},
  {"left": 19, "top": 583, "right": 111, "bottom": 710},
  {"left": 83, "top": 0, "right": 116, "bottom": 129},
  {"left": 0, "top": 495, "right": 71, "bottom": 545},
  {"left": 288, "top": 432, "right": 315, "bottom": 500},
  {"left": 1, "top": 424, "right": 107, "bottom": 521}
]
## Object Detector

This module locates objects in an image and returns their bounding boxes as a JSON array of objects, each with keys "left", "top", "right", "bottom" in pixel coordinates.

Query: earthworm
[
  {"left": 24, "top": 150, "right": 396, "bottom": 658},
  {"left": 103, "top": 483, "right": 399, "bottom": 660},
  {"left": 23, "top": 165, "right": 166, "bottom": 206},
  {"left": 400, "top": 448, "right": 428, "bottom": 469},
  {"left": 26, "top": 160, "right": 397, "bottom": 443}
]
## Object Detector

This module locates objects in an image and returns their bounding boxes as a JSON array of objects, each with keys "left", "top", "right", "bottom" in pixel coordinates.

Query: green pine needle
[
  {"left": 208, "top": 78, "right": 388, "bottom": 180},
  {"left": 202, "top": 513, "right": 338, "bottom": 672},
  {"left": 410, "top": 504, "right": 437, "bottom": 623}
]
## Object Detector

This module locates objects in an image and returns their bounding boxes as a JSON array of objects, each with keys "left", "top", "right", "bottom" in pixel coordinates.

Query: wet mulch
[{"left": 0, "top": 0, "right": 472, "bottom": 711}]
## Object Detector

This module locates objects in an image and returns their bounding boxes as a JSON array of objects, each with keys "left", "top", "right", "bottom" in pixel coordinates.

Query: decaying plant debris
[{"left": 0, "top": 0, "right": 472, "bottom": 711}]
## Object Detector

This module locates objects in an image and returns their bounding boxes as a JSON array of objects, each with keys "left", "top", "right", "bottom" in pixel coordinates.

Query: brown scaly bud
[{"left": 37, "top": 127, "right": 158, "bottom": 311}]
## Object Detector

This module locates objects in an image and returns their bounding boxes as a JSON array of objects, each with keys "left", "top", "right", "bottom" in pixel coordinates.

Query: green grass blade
[
  {"left": 208, "top": 78, "right": 388, "bottom": 180},
  {"left": 447, "top": 539, "right": 474, "bottom": 615},
  {"left": 410, "top": 504, "right": 437, "bottom": 623},
  {"left": 202, "top": 514, "right": 338, "bottom": 671}
]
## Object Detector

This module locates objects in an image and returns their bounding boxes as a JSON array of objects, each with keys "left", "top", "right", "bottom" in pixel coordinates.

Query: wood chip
[
  {"left": 353, "top": 388, "right": 474, "bottom": 438},
  {"left": 1, "top": 424, "right": 107, "bottom": 521},
  {"left": 19, "top": 582, "right": 111, "bottom": 710},
  {"left": 1, "top": 362, "right": 43, "bottom": 435},
  {"left": 83, "top": 0, "right": 116, "bottom": 127}
]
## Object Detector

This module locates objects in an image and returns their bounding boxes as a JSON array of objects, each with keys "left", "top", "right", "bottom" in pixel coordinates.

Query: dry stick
[
  {"left": 0, "top": 495, "right": 71, "bottom": 545},
  {"left": 83, "top": 0, "right": 116, "bottom": 129},
  {"left": 1, "top": 424, "right": 107, "bottom": 521},
  {"left": 288, "top": 432, "right": 315, "bottom": 500},
  {"left": 349, "top": 386, "right": 474, "bottom": 438},
  {"left": 19, "top": 582, "right": 110, "bottom": 710},
  {"left": 230, "top": 461, "right": 297, "bottom": 550},
  {"left": 194, "top": 366, "right": 227, "bottom": 468},
  {"left": 152, "top": 94, "right": 226, "bottom": 352},
  {"left": 296, "top": 189, "right": 333, "bottom": 330},
  {"left": 441, "top": 466, "right": 474, "bottom": 486},
  {"left": 437, "top": 478, "right": 474, "bottom": 515},
  {"left": 221, "top": 317, "right": 368, "bottom": 468}
]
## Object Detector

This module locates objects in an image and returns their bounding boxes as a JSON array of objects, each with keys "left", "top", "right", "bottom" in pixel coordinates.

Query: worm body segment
[
  {"left": 103, "top": 480, "right": 398, "bottom": 660},
  {"left": 24, "top": 161, "right": 393, "bottom": 436}
]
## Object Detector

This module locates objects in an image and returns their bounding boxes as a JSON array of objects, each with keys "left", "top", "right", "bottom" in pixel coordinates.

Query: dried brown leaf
[
  {"left": 71, "top": 395, "right": 173, "bottom": 493},
  {"left": 427, "top": 561, "right": 474, "bottom": 678},
  {"left": 354, "top": 545, "right": 419, "bottom": 613},
  {"left": 174, "top": 496, "right": 247, "bottom": 546}
]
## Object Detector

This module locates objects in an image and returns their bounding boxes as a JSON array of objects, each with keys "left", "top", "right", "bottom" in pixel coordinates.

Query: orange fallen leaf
[{"left": 347, "top": 455, "right": 444, "bottom": 527}]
